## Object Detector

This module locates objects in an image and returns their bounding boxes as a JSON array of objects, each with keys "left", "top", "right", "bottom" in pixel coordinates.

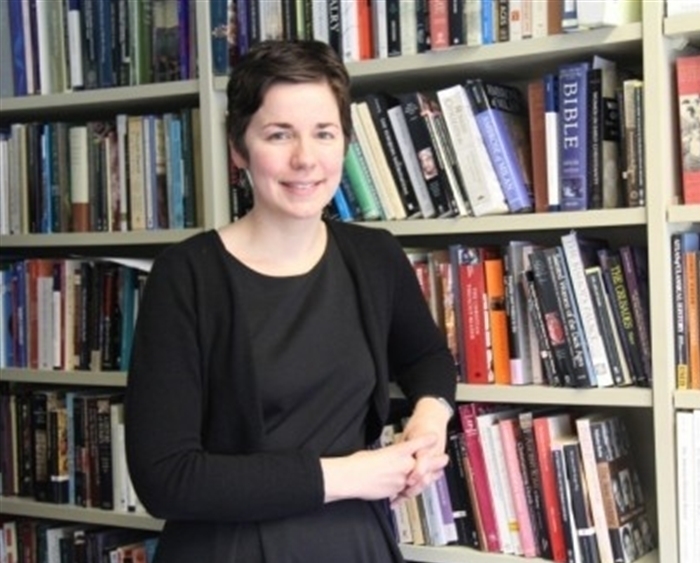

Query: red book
[
  {"left": 533, "top": 413, "right": 573, "bottom": 563},
  {"left": 458, "top": 403, "right": 501, "bottom": 552},
  {"left": 429, "top": 0, "right": 450, "bottom": 50},
  {"left": 454, "top": 247, "right": 491, "bottom": 384},
  {"left": 676, "top": 54, "right": 700, "bottom": 204}
]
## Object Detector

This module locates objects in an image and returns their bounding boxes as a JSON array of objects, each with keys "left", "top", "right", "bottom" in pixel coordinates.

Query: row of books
[
  {"left": 0, "top": 109, "right": 203, "bottom": 236},
  {"left": 406, "top": 236, "right": 651, "bottom": 388},
  {"left": 676, "top": 54, "right": 700, "bottom": 205},
  {"left": 387, "top": 404, "right": 655, "bottom": 563},
  {"left": 302, "top": 57, "right": 646, "bottom": 226},
  {"left": 0, "top": 518, "right": 158, "bottom": 563},
  {"left": 0, "top": 259, "right": 149, "bottom": 373},
  {"left": 0, "top": 386, "right": 146, "bottom": 517},
  {"left": 214, "top": 0, "right": 642, "bottom": 73},
  {"left": 672, "top": 230, "right": 700, "bottom": 390},
  {"left": 676, "top": 408, "right": 700, "bottom": 563},
  {"left": 0, "top": 0, "right": 198, "bottom": 98}
]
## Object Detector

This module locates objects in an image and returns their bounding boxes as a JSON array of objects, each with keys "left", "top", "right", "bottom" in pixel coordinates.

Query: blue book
[
  {"left": 210, "top": 0, "right": 229, "bottom": 75},
  {"left": 177, "top": 0, "right": 191, "bottom": 79},
  {"left": 7, "top": 0, "right": 26, "bottom": 96},
  {"left": 41, "top": 124, "right": 53, "bottom": 233},
  {"left": 465, "top": 78, "right": 533, "bottom": 213},
  {"left": 558, "top": 61, "right": 590, "bottom": 211},
  {"left": 95, "top": 0, "right": 113, "bottom": 87},
  {"left": 481, "top": 0, "right": 494, "bottom": 44},
  {"left": 332, "top": 183, "right": 354, "bottom": 222},
  {"left": 166, "top": 114, "right": 185, "bottom": 229}
]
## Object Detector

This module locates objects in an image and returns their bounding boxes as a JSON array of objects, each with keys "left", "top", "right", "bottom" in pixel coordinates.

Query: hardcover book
[{"left": 676, "top": 54, "right": 700, "bottom": 204}]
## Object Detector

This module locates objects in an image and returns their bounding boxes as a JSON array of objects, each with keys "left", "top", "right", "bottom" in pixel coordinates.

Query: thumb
[{"left": 400, "top": 432, "right": 438, "bottom": 454}]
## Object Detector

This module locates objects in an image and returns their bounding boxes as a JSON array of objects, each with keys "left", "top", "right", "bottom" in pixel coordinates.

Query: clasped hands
[{"left": 321, "top": 397, "right": 452, "bottom": 505}]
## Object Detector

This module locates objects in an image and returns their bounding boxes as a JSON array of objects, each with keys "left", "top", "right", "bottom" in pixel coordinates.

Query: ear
[{"left": 228, "top": 139, "right": 248, "bottom": 169}]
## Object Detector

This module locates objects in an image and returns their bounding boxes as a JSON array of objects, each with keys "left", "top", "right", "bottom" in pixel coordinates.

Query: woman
[{"left": 125, "top": 39, "right": 457, "bottom": 562}]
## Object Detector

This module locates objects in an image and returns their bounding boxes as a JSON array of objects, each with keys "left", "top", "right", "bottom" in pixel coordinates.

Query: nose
[{"left": 290, "top": 137, "right": 315, "bottom": 169}]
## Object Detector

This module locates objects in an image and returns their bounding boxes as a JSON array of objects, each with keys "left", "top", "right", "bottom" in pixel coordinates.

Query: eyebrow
[{"left": 262, "top": 122, "right": 340, "bottom": 130}]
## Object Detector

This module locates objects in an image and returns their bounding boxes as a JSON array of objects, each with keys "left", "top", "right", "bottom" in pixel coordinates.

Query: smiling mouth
[{"left": 282, "top": 181, "right": 322, "bottom": 190}]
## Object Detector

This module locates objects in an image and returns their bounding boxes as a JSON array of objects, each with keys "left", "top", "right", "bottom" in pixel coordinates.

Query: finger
[{"left": 399, "top": 432, "right": 438, "bottom": 454}]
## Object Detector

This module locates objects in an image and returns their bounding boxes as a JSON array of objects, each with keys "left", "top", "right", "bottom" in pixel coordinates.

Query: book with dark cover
[
  {"left": 397, "top": 92, "right": 455, "bottom": 217},
  {"left": 558, "top": 62, "right": 591, "bottom": 211},
  {"left": 528, "top": 248, "right": 576, "bottom": 387},
  {"left": 597, "top": 249, "right": 647, "bottom": 386},
  {"left": 562, "top": 439, "right": 601, "bottom": 563},
  {"left": 464, "top": 78, "right": 534, "bottom": 213},
  {"left": 364, "top": 93, "right": 422, "bottom": 218},
  {"left": 545, "top": 246, "right": 596, "bottom": 388}
]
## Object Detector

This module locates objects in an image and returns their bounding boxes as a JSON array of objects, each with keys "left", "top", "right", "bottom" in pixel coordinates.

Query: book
[
  {"left": 464, "top": 78, "right": 534, "bottom": 213},
  {"left": 436, "top": 84, "right": 509, "bottom": 217},
  {"left": 559, "top": 61, "right": 591, "bottom": 211},
  {"left": 676, "top": 54, "right": 700, "bottom": 204}
]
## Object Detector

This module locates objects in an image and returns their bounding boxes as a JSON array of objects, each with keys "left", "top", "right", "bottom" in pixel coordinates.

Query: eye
[
  {"left": 266, "top": 130, "right": 291, "bottom": 141},
  {"left": 317, "top": 130, "right": 337, "bottom": 140}
]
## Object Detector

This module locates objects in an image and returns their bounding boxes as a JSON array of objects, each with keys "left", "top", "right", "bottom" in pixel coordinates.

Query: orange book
[
  {"left": 676, "top": 55, "right": 700, "bottom": 204},
  {"left": 685, "top": 251, "right": 700, "bottom": 388},
  {"left": 357, "top": 0, "right": 373, "bottom": 60},
  {"left": 484, "top": 254, "right": 512, "bottom": 385}
]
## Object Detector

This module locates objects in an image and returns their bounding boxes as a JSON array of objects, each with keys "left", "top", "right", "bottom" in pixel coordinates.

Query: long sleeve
[{"left": 124, "top": 237, "right": 325, "bottom": 523}]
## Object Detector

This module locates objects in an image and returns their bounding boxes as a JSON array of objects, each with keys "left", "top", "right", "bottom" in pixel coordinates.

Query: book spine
[
  {"left": 560, "top": 232, "right": 613, "bottom": 387},
  {"left": 545, "top": 247, "right": 595, "bottom": 387},
  {"left": 587, "top": 68, "right": 603, "bottom": 209},
  {"left": 465, "top": 79, "right": 533, "bottom": 213},
  {"left": 458, "top": 404, "right": 500, "bottom": 552},
  {"left": 558, "top": 62, "right": 590, "bottom": 211},
  {"left": 528, "top": 249, "right": 576, "bottom": 387}
]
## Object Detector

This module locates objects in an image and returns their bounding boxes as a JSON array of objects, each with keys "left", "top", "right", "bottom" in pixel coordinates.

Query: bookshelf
[{"left": 0, "top": 2, "right": 694, "bottom": 563}]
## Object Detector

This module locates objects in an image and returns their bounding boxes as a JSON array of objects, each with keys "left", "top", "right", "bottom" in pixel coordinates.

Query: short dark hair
[{"left": 226, "top": 40, "right": 352, "bottom": 160}]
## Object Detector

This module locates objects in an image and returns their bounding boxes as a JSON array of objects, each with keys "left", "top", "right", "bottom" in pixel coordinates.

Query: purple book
[
  {"left": 558, "top": 62, "right": 590, "bottom": 211},
  {"left": 464, "top": 78, "right": 533, "bottom": 213}
]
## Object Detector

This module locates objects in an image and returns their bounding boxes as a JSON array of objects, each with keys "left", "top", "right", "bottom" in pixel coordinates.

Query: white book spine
[
  {"left": 693, "top": 409, "right": 700, "bottom": 563},
  {"left": 576, "top": 417, "right": 615, "bottom": 563},
  {"left": 67, "top": 1, "right": 84, "bottom": 88},
  {"left": 8, "top": 126, "right": 22, "bottom": 234},
  {"left": 521, "top": 0, "right": 532, "bottom": 38},
  {"left": 0, "top": 135, "right": 8, "bottom": 235},
  {"left": 340, "top": 0, "right": 360, "bottom": 62},
  {"left": 490, "top": 423, "right": 523, "bottom": 554},
  {"left": 465, "top": 0, "right": 483, "bottom": 45},
  {"left": 21, "top": 0, "right": 35, "bottom": 94},
  {"left": 116, "top": 115, "right": 129, "bottom": 231},
  {"left": 400, "top": 0, "right": 417, "bottom": 56},
  {"left": 677, "top": 410, "right": 695, "bottom": 563},
  {"left": 509, "top": 0, "right": 523, "bottom": 41},
  {"left": 560, "top": 233, "right": 614, "bottom": 387},
  {"left": 372, "top": 0, "right": 388, "bottom": 58},
  {"left": 52, "top": 274, "right": 61, "bottom": 369},
  {"left": 477, "top": 412, "right": 517, "bottom": 554},
  {"left": 311, "top": 0, "right": 329, "bottom": 43},
  {"left": 35, "top": 0, "right": 53, "bottom": 94},
  {"left": 531, "top": 0, "right": 548, "bottom": 37},
  {"left": 356, "top": 101, "right": 407, "bottom": 219},
  {"left": 68, "top": 126, "right": 89, "bottom": 215},
  {"left": 436, "top": 85, "right": 509, "bottom": 217},
  {"left": 544, "top": 103, "right": 561, "bottom": 210},
  {"left": 387, "top": 105, "right": 436, "bottom": 218}
]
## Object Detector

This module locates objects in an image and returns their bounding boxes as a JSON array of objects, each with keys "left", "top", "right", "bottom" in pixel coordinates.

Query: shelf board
[
  {"left": 213, "top": 25, "right": 642, "bottom": 93},
  {"left": 455, "top": 384, "right": 652, "bottom": 408},
  {"left": 664, "top": 13, "right": 700, "bottom": 43},
  {"left": 667, "top": 204, "right": 700, "bottom": 224},
  {"left": 389, "top": 383, "right": 652, "bottom": 408},
  {"left": 360, "top": 208, "right": 646, "bottom": 237},
  {"left": 0, "top": 80, "right": 200, "bottom": 121},
  {"left": 0, "top": 368, "right": 127, "bottom": 387},
  {"left": 400, "top": 544, "right": 658, "bottom": 563},
  {"left": 0, "top": 228, "right": 203, "bottom": 249},
  {"left": 674, "top": 390, "right": 700, "bottom": 410},
  {"left": 0, "top": 496, "right": 164, "bottom": 532}
]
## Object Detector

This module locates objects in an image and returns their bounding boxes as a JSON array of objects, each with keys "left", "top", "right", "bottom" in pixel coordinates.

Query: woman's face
[{"left": 232, "top": 81, "right": 345, "bottom": 222}]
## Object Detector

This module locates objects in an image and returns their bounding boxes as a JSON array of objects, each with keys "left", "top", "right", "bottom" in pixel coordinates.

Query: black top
[
  {"left": 125, "top": 220, "right": 457, "bottom": 562},
  {"left": 216, "top": 236, "right": 402, "bottom": 561}
]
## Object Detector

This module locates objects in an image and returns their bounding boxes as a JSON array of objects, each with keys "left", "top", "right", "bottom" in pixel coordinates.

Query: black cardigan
[{"left": 125, "top": 220, "right": 456, "bottom": 528}]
